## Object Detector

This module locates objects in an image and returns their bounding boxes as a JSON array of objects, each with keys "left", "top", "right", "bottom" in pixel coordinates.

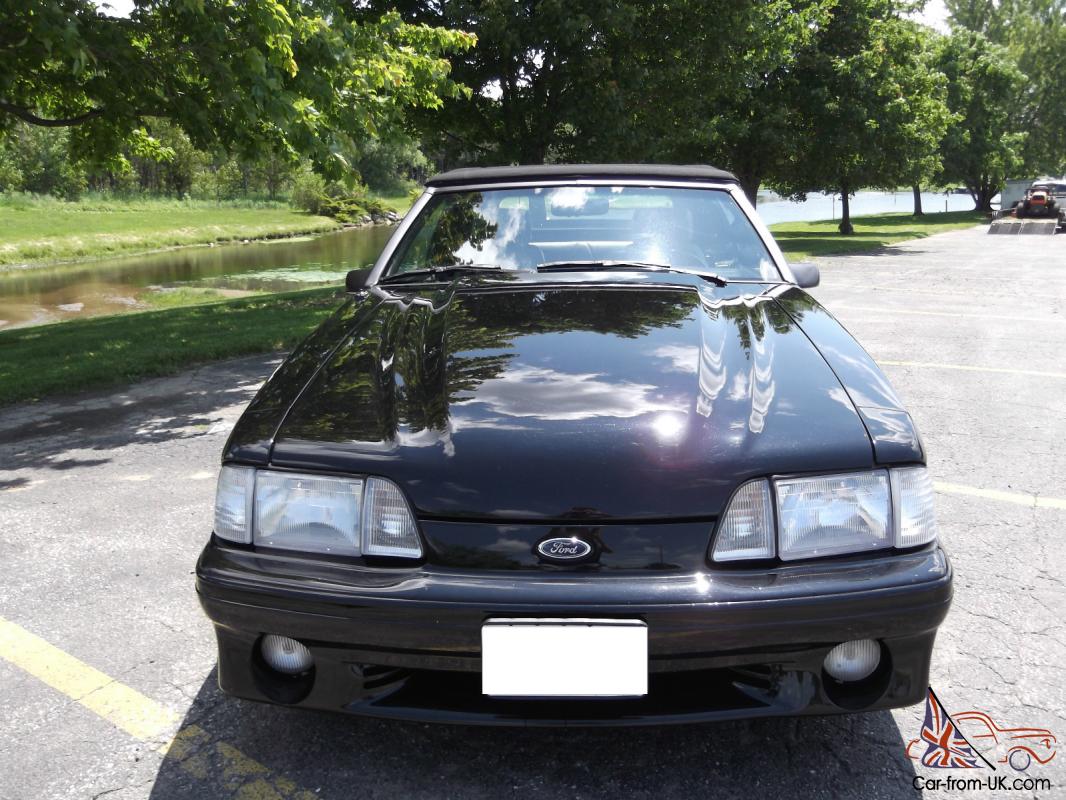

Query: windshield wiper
[
  {"left": 536, "top": 260, "right": 728, "bottom": 286},
  {"left": 379, "top": 264, "right": 503, "bottom": 283}
]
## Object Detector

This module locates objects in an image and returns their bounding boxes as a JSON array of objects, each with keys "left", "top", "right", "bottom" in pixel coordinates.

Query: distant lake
[{"left": 755, "top": 189, "right": 986, "bottom": 225}]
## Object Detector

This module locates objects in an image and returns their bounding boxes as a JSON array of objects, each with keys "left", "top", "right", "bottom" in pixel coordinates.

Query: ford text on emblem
[{"left": 536, "top": 537, "right": 592, "bottom": 561}]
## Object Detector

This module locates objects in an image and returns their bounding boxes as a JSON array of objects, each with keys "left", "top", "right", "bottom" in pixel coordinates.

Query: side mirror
[
  {"left": 790, "top": 262, "right": 820, "bottom": 289},
  {"left": 345, "top": 268, "right": 372, "bottom": 293}
]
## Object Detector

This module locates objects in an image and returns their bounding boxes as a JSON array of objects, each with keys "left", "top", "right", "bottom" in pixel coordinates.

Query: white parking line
[
  {"left": 934, "top": 481, "right": 1066, "bottom": 510},
  {"left": 879, "top": 360, "right": 1066, "bottom": 380},
  {"left": 833, "top": 305, "right": 1065, "bottom": 325}
]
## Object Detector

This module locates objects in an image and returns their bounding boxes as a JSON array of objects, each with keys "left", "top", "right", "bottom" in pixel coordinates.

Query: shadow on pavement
[
  {"left": 149, "top": 671, "right": 919, "bottom": 799},
  {"left": 0, "top": 354, "right": 280, "bottom": 474}
]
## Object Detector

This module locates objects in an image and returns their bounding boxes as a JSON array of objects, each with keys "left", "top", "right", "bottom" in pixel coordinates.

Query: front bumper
[{"left": 196, "top": 539, "right": 952, "bottom": 726}]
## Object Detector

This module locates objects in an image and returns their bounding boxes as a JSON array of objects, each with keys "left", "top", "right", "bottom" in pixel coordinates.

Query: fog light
[
  {"left": 823, "top": 639, "right": 880, "bottom": 682},
  {"left": 260, "top": 635, "right": 313, "bottom": 675}
]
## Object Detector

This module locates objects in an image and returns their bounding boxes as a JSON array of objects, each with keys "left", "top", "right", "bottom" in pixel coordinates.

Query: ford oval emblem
[{"left": 536, "top": 537, "right": 593, "bottom": 561}]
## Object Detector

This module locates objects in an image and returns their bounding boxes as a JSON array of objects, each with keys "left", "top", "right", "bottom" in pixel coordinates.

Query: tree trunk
[
  {"left": 982, "top": 185, "right": 997, "bottom": 212},
  {"left": 912, "top": 184, "right": 924, "bottom": 216},
  {"left": 733, "top": 169, "right": 761, "bottom": 205},
  {"left": 971, "top": 182, "right": 995, "bottom": 212},
  {"left": 742, "top": 179, "right": 760, "bottom": 205},
  {"left": 838, "top": 185, "right": 854, "bottom": 235}
]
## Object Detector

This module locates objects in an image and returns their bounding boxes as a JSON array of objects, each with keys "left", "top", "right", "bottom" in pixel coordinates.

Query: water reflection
[
  {"left": 282, "top": 279, "right": 840, "bottom": 453},
  {"left": 272, "top": 278, "right": 874, "bottom": 521},
  {"left": 463, "top": 365, "right": 680, "bottom": 421},
  {"left": 282, "top": 287, "right": 694, "bottom": 445},
  {"left": 0, "top": 225, "right": 395, "bottom": 328}
]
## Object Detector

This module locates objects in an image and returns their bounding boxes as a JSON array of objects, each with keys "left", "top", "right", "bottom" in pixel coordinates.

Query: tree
[
  {"left": 771, "top": 1, "right": 951, "bottom": 233},
  {"left": 380, "top": 0, "right": 627, "bottom": 167},
  {"left": 354, "top": 133, "right": 431, "bottom": 192},
  {"left": 384, "top": 0, "right": 837, "bottom": 198},
  {"left": 0, "top": 123, "right": 85, "bottom": 198},
  {"left": 947, "top": 0, "right": 1066, "bottom": 177},
  {"left": 878, "top": 23, "right": 953, "bottom": 216},
  {"left": 125, "top": 120, "right": 205, "bottom": 197},
  {"left": 935, "top": 30, "right": 1026, "bottom": 210},
  {"left": 0, "top": 1, "right": 474, "bottom": 175},
  {"left": 586, "top": 0, "right": 834, "bottom": 201}
]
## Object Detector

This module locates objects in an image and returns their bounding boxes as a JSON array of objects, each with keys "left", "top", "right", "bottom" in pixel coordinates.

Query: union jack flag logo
[{"left": 920, "top": 688, "right": 995, "bottom": 770}]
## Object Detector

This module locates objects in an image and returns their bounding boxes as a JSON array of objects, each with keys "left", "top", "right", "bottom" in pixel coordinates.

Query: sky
[
  {"left": 916, "top": 0, "right": 951, "bottom": 32},
  {"left": 94, "top": 0, "right": 951, "bottom": 28},
  {"left": 92, "top": 0, "right": 952, "bottom": 30},
  {"left": 94, "top": 0, "right": 134, "bottom": 17}
]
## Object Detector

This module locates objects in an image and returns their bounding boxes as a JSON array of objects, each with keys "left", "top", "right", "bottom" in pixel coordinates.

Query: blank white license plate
[{"left": 481, "top": 618, "right": 648, "bottom": 697}]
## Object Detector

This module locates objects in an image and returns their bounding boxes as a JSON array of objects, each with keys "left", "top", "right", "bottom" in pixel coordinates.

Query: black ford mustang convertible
[{"left": 197, "top": 164, "right": 952, "bottom": 725}]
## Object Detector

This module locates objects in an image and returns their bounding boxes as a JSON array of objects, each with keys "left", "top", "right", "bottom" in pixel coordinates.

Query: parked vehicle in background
[{"left": 1012, "top": 179, "right": 1066, "bottom": 229}]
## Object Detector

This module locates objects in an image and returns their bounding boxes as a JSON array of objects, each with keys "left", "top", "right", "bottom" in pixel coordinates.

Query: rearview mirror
[
  {"left": 790, "top": 262, "right": 820, "bottom": 289},
  {"left": 549, "top": 196, "right": 611, "bottom": 216},
  {"left": 345, "top": 268, "right": 372, "bottom": 292}
]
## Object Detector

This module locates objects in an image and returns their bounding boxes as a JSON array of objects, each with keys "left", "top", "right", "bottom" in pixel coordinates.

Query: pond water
[
  {"left": 0, "top": 189, "right": 988, "bottom": 330},
  {"left": 0, "top": 225, "right": 395, "bottom": 330}
]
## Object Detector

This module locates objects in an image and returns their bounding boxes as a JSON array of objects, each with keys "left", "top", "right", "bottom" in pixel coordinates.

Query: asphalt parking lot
[{"left": 1, "top": 225, "right": 1064, "bottom": 800}]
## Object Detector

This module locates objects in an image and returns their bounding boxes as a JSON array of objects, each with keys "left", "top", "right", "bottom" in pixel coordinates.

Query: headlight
[
  {"left": 710, "top": 467, "right": 937, "bottom": 563},
  {"left": 777, "top": 471, "right": 891, "bottom": 560},
  {"left": 212, "top": 466, "right": 422, "bottom": 559},
  {"left": 255, "top": 471, "right": 364, "bottom": 555}
]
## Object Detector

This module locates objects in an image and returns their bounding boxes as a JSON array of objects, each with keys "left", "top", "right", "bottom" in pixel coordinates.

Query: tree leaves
[{"left": 0, "top": 1, "right": 474, "bottom": 174}]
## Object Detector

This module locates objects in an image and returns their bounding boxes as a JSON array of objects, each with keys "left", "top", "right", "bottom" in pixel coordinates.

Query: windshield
[{"left": 385, "top": 186, "right": 781, "bottom": 281}]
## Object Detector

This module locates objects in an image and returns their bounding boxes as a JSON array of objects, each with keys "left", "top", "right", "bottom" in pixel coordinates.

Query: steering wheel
[{"left": 667, "top": 240, "right": 712, "bottom": 269}]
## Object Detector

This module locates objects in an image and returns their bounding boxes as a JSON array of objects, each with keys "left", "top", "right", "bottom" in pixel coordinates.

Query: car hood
[{"left": 259, "top": 278, "right": 881, "bottom": 521}]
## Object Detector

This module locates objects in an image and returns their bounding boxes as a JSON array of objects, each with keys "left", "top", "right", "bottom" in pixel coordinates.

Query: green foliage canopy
[
  {"left": 379, "top": 0, "right": 627, "bottom": 165},
  {"left": 589, "top": 0, "right": 835, "bottom": 201},
  {"left": 772, "top": 1, "right": 952, "bottom": 232},
  {"left": 947, "top": 0, "right": 1066, "bottom": 176},
  {"left": 0, "top": 0, "right": 475, "bottom": 175},
  {"left": 935, "top": 29, "right": 1026, "bottom": 210}
]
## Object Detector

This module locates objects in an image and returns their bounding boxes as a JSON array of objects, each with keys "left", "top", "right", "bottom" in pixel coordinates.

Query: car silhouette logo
[
  {"left": 536, "top": 537, "right": 593, "bottom": 561},
  {"left": 906, "top": 707, "right": 1057, "bottom": 772}
]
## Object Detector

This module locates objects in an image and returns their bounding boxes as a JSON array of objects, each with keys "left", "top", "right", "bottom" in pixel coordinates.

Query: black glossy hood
[{"left": 262, "top": 278, "right": 879, "bottom": 521}]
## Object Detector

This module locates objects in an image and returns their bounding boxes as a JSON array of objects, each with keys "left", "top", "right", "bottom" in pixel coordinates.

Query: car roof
[{"left": 425, "top": 163, "right": 739, "bottom": 188}]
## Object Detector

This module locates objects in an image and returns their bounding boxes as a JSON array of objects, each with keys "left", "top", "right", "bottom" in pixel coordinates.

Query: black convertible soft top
[{"left": 425, "top": 163, "right": 739, "bottom": 188}]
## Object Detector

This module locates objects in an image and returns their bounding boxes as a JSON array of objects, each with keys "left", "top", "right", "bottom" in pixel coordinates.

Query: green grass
[
  {"left": 768, "top": 210, "right": 985, "bottom": 259},
  {"left": 0, "top": 195, "right": 340, "bottom": 268},
  {"left": 370, "top": 190, "right": 418, "bottom": 214},
  {"left": 139, "top": 287, "right": 263, "bottom": 309},
  {"left": 0, "top": 287, "right": 342, "bottom": 406},
  {"left": 140, "top": 287, "right": 227, "bottom": 309}
]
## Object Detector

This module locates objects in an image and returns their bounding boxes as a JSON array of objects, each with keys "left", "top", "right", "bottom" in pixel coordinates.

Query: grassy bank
[
  {"left": 769, "top": 210, "right": 985, "bottom": 259},
  {"left": 0, "top": 287, "right": 341, "bottom": 406},
  {"left": 0, "top": 195, "right": 341, "bottom": 268}
]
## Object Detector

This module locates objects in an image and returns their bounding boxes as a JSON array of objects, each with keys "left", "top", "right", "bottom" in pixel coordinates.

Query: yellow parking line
[
  {"left": 833, "top": 305, "right": 1065, "bottom": 325},
  {"left": 879, "top": 360, "right": 1066, "bottom": 380},
  {"left": 934, "top": 481, "right": 1066, "bottom": 510},
  {"left": 0, "top": 616, "right": 315, "bottom": 799}
]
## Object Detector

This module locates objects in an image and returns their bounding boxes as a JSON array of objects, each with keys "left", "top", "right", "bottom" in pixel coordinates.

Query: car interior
[{"left": 390, "top": 187, "right": 779, "bottom": 280}]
